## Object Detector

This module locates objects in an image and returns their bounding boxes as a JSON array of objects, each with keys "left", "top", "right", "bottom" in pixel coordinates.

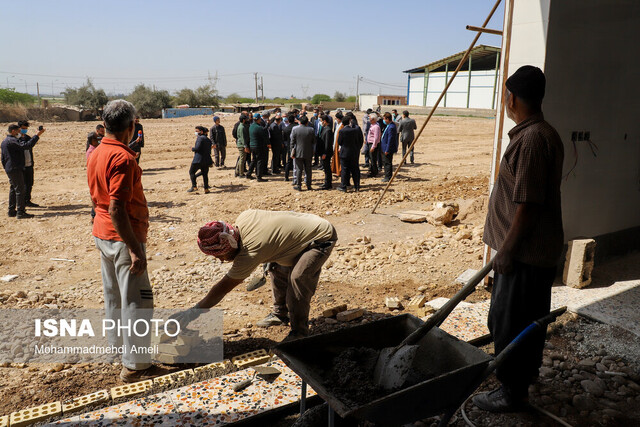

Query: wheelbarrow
[{"left": 275, "top": 302, "right": 566, "bottom": 425}]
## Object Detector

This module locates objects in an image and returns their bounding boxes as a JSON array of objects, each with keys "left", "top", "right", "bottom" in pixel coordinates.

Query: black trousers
[
  {"left": 284, "top": 144, "right": 293, "bottom": 180},
  {"left": 189, "top": 163, "right": 209, "bottom": 188},
  {"left": 294, "top": 158, "right": 312, "bottom": 189},
  {"left": 363, "top": 143, "right": 370, "bottom": 166},
  {"left": 402, "top": 137, "right": 415, "bottom": 162},
  {"left": 322, "top": 156, "right": 332, "bottom": 188},
  {"left": 340, "top": 156, "right": 360, "bottom": 189},
  {"left": 24, "top": 165, "right": 34, "bottom": 203},
  {"left": 259, "top": 147, "right": 269, "bottom": 176},
  {"left": 271, "top": 144, "right": 282, "bottom": 173},
  {"left": 246, "top": 147, "right": 263, "bottom": 178},
  {"left": 369, "top": 146, "right": 380, "bottom": 176},
  {"left": 489, "top": 260, "right": 555, "bottom": 397},
  {"left": 383, "top": 152, "right": 394, "bottom": 180},
  {"left": 7, "top": 169, "right": 26, "bottom": 213}
]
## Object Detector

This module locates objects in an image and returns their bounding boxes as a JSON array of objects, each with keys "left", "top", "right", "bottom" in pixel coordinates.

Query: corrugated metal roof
[{"left": 404, "top": 45, "right": 501, "bottom": 74}]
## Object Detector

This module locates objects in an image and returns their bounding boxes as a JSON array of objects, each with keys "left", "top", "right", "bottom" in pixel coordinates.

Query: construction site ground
[{"left": 0, "top": 113, "right": 638, "bottom": 426}]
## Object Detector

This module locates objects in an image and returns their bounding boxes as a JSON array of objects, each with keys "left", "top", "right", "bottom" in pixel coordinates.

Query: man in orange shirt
[{"left": 87, "top": 99, "right": 165, "bottom": 383}]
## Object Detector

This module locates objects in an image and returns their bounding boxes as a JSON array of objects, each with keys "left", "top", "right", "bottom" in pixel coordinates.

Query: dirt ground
[{"left": 1, "top": 113, "right": 637, "bottom": 425}]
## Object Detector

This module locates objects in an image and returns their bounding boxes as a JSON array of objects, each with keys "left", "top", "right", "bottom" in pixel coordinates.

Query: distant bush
[
  {"left": 311, "top": 94, "right": 331, "bottom": 104},
  {"left": 334, "top": 91, "right": 346, "bottom": 102},
  {"left": 127, "top": 84, "right": 172, "bottom": 118},
  {"left": 0, "top": 88, "right": 37, "bottom": 105},
  {"left": 62, "top": 79, "right": 108, "bottom": 110},
  {"left": 174, "top": 84, "right": 219, "bottom": 107}
]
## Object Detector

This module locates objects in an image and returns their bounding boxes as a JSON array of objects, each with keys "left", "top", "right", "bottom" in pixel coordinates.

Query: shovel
[
  {"left": 232, "top": 366, "right": 281, "bottom": 392},
  {"left": 373, "top": 259, "right": 494, "bottom": 390}
]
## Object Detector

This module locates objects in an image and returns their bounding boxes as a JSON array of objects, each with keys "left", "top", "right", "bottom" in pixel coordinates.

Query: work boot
[
  {"left": 120, "top": 365, "right": 173, "bottom": 383},
  {"left": 16, "top": 211, "right": 34, "bottom": 219},
  {"left": 256, "top": 313, "right": 289, "bottom": 328},
  {"left": 472, "top": 387, "right": 527, "bottom": 413},
  {"left": 187, "top": 186, "right": 197, "bottom": 193}
]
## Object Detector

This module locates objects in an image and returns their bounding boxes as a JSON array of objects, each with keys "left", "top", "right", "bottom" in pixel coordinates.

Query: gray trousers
[
  {"left": 294, "top": 158, "right": 312, "bottom": 189},
  {"left": 95, "top": 237, "right": 153, "bottom": 370},
  {"left": 269, "top": 232, "right": 336, "bottom": 334}
]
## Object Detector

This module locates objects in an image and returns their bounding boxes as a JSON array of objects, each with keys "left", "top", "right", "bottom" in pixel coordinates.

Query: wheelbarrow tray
[{"left": 274, "top": 314, "right": 491, "bottom": 426}]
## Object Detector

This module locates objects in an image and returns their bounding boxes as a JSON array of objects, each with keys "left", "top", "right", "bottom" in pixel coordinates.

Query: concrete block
[
  {"left": 193, "top": 360, "right": 232, "bottom": 375},
  {"left": 110, "top": 380, "right": 152, "bottom": 400},
  {"left": 563, "top": 239, "right": 596, "bottom": 289},
  {"left": 0, "top": 415, "right": 7, "bottom": 427},
  {"left": 10, "top": 402, "right": 62, "bottom": 427},
  {"left": 153, "top": 369, "right": 194, "bottom": 386},
  {"left": 156, "top": 352, "right": 182, "bottom": 364},
  {"left": 62, "top": 390, "right": 109, "bottom": 414},
  {"left": 232, "top": 349, "right": 271, "bottom": 369},
  {"left": 158, "top": 342, "right": 191, "bottom": 356},
  {"left": 385, "top": 297, "right": 403, "bottom": 310},
  {"left": 154, "top": 329, "right": 200, "bottom": 347},
  {"left": 407, "top": 295, "right": 427, "bottom": 308},
  {"left": 337, "top": 308, "right": 365, "bottom": 322},
  {"left": 322, "top": 304, "right": 348, "bottom": 318}
]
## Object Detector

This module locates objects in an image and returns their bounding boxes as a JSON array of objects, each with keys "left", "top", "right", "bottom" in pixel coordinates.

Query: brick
[
  {"left": 158, "top": 342, "right": 191, "bottom": 356},
  {"left": 407, "top": 295, "right": 427, "bottom": 308},
  {"left": 0, "top": 415, "right": 7, "bottom": 427},
  {"left": 563, "top": 239, "right": 596, "bottom": 289},
  {"left": 322, "top": 304, "right": 348, "bottom": 318},
  {"left": 62, "top": 390, "right": 109, "bottom": 415},
  {"left": 156, "top": 352, "right": 182, "bottom": 364},
  {"left": 193, "top": 360, "right": 232, "bottom": 375},
  {"left": 154, "top": 329, "right": 201, "bottom": 347},
  {"left": 385, "top": 297, "right": 403, "bottom": 310},
  {"left": 336, "top": 308, "right": 364, "bottom": 322},
  {"left": 231, "top": 349, "right": 271, "bottom": 369},
  {"left": 153, "top": 369, "right": 194, "bottom": 386},
  {"left": 110, "top": 380, "right": 152, "bottom": 400},
  {"left": 10, "top": 402, "right": 62, "bottom": 427}
]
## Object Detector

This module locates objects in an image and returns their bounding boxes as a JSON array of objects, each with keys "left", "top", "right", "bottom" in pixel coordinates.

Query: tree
[
  {"left": 311, "top": 93, "right": 331, "bottom": 104},
  {"left": 62, "top": 79, "right": 108, "bottom": 110},
  {"left": 127, "top": 84, "right": 172, "bottom": 118},
  {"left": 0, "top": 88, "right": 37, "bottom": 105},
  {"left": 333, "top": 91, "right": 346, "bottom": 102},
  {"left": 225, "top": 92, "right": 242, "bottom": 103},
  {"left": 174, "top": 88, "right": 198, "bottom": 107},
  {"left": 194, "top": 84, "right": 219, "bottom": 107},
  {"left": 174, "top": 84, "right": 219, "bottom": 107},
  {"left": 346, "top": 95, "right": 357, "bottom": 103}
]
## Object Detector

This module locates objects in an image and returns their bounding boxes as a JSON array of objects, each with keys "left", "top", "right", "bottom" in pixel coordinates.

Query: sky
[{"left": 1, "top": 0, "right": 504, "bottom": 99}]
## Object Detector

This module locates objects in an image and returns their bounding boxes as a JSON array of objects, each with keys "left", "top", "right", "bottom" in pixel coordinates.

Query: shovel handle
[{"left": 399, "top": 259, "right": 494, "bottom": 348}]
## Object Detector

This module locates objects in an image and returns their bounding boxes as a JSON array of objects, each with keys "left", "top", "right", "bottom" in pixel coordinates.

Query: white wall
[
  {"left": 359, "top": 94, "right": 378, "bottom": 112},
  {"left": 407, "top": 70, "right": 498, "bottom": 109},
  {"left": 491, "top": 0, "right": 640, "bottom": 245},
  {"left": 544, "top": 0, "right": 640, "bottom": 239}
]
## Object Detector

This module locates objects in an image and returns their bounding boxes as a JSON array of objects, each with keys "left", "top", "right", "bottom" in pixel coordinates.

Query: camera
[{"left": 38, "top": 125, "right": 44, "bottom": 131}]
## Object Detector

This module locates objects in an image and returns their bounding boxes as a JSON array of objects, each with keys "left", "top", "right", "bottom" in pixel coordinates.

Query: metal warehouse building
[{"left": 404, "top": 45, "right": 501, "bottom": 109}]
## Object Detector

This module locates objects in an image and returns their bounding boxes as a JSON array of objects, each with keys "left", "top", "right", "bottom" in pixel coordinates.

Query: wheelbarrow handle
[{"left": 399, "top": 259, "right": 494, "bottom": 348}]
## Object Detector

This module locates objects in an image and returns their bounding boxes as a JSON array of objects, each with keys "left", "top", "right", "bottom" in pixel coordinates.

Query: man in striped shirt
[{"left": 474, "top": 66, "right": 564, "bottom": 413}]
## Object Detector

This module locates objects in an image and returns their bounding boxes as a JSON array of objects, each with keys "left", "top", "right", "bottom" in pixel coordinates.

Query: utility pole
[
  {"left": 36, "top": 82, "right": 40, "bottom": 100},
  {"left": 260, "top": 76, "right": 264, "bottom": 101},
  {"left": 355, "top": 75, "right": 360, "bottom": 111},
  {"left": 254, "top": 72, "right": 259, "bottom": 103}
]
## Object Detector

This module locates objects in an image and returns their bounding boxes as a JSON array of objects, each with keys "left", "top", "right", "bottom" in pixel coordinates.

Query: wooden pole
[
  {"left": 483, "top": 0, "right": 514, "bottom": 282},
  {"left": 466, "top": 25, "right": 503, "bottom": 36},
  {"left": 371, "top": 0, "right": 503, "bottom": 214}
]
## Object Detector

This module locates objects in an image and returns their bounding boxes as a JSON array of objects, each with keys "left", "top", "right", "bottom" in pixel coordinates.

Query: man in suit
[
  {"left": 380, "top": 112, "right": 398, "bottom": 182},
  {"left": 188, "top": 126, "right": 213, "bottom": 193},
  {"left": 318, "top": 115, "right": 334, "bottom": 190},
  {"left": 398, "top": 110, "right": 418, "bottom": 164},
  {"left": 246, "top": 114, "right": 269, "bottom": 182},
  {"left": 17, "top": 120, "right": 40, "bottom": 208},
  {"left": 211, "top": 116, "right": 227, "bottom": 168},
  {"left": 269, "top": 114, "right": 284, "bottom": 174},
  {"left": 290, "top": 115, "right": 315, "bottom": 191},
  {"left": 337, "top": 116, "right": 363, "bottom": 192}
]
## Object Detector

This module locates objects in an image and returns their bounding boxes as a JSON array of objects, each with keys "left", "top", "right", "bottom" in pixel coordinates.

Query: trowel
[{"left": 232, "top": 366, "right": 281, "bottom": 392}]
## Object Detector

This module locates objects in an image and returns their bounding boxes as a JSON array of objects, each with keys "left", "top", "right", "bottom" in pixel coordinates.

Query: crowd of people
[{"left": 187, "top": 106, "right": 419, "bottom": 193}]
